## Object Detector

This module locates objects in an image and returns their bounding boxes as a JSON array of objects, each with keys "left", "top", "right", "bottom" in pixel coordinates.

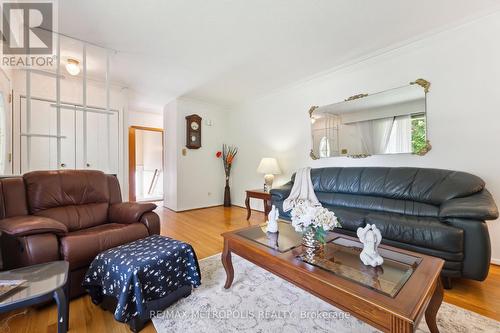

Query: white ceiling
[{"left": 57, "top": 0, "right": 500, "bottom": 112}]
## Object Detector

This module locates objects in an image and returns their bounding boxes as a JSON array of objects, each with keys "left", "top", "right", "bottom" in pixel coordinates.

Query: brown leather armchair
[{"left": 0, "top": 170, "right": 160, "bottom": 297}]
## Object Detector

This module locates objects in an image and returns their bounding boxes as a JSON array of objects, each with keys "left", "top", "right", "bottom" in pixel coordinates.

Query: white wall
[
  {"left": 163, "top": 98, "right": 228, "bottom": 211},
  {"left": 128, "top": 110, "right": 163, "bottom": 128},
  {"left": 163, "top": 100, "right": 179, "bottom": 210},
  {"left": 227, "top": 13, "right": 500, "bottom": 263}
]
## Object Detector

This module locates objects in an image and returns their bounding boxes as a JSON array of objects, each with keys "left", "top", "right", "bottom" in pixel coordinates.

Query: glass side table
[{"left": 0, "top": 261, "right": 69, "bottom": 333}]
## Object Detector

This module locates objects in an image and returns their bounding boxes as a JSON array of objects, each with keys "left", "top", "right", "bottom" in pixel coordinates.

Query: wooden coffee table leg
[
  {"left": 245, "top": 195, "right": 251, "bottom": 220},
  {"left": 425, "top": 278, "right": 443, "bottom": 333},
  {"left": 222, "top": 239, "right": 234, "bottom": 289},
  {"left": 264, "top": 199, "right": 271, "bottom": 218}
]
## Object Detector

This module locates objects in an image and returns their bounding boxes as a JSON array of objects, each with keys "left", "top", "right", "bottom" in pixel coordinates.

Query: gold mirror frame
[{"left": 309, "top": 78, "right": 431, "bottom": 159}]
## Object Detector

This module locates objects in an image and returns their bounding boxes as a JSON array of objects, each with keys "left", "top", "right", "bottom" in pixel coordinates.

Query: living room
[{"left": 0, "top": 1, "right": 499, "bottom": 332}]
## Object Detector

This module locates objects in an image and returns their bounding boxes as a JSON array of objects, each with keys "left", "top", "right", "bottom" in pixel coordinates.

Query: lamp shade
[{"left": 257, "top": 158, "right": 281, "bottom": 175}]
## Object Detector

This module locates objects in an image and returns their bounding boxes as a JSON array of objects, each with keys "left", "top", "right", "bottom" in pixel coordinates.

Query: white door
[
  {"left": 84, "top": 111, "right": 119, "bottom": 173},
  {"left": 19, "top": 98, "right": 119, "bottom": 173},
  {"left": 85, "top": 111, "right": 109, "bottom": 171},
  {"left": 20, "top": 98, "right": 58, "bottom": 172},
  {"left": 60, "top": 107, "right": 76, "bottom": 169}
]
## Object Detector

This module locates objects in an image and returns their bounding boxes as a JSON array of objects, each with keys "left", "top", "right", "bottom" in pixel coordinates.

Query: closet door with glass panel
[
  {"left": 20, "top": 97, "right": 76, "bottom": 173},
  {"left": 21, "top": 97, "right": 64, "bottom": 172}
]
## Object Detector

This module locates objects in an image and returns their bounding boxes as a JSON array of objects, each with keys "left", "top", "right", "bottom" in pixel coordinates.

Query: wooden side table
[{"left": 245, "top": 189, "right": 272, "bottom": 220}]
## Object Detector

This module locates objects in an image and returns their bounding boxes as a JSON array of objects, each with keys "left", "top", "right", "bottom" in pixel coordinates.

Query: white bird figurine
[
  {"left": 266, "top": 205, "right": 279, "bottom": 233},
  {"left": 357, "top": 224, "right": 384, "bottom": 267}
]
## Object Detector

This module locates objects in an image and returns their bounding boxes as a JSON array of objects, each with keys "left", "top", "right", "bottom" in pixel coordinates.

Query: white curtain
[
  {"left": 356, "top": 117, "right": 395, "bottom": 155},
  {"left": 385, "top": 115, "right": 412, "bottom": 154},
  {"left": 319, "top": 136, "right": 331, "bottom": 158}
]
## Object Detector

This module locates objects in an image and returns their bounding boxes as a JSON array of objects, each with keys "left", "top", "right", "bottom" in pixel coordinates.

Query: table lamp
[{"left": 257, "top": 158, "right": 281, "bottom": 192}]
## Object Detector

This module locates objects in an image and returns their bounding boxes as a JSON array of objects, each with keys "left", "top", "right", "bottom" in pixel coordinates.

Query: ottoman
[{"left": 82, "top": 235, "right": 201, "bottom": 332}]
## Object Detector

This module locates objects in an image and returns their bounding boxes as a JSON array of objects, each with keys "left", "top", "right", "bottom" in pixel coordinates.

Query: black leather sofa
[{"left": 271, "top": 167, "right": 498, "bottom": 287}]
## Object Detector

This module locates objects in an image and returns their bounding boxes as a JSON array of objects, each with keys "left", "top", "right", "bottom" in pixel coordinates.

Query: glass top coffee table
[
  {"left": 0, "top": 261, "right": 69, "bottom": 333},
  {"left": 223, "top": 221, "right": 444, "bottom": 333}
]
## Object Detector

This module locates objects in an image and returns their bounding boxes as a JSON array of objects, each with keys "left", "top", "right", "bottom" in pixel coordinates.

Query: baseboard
[
  {"left": 233, "top": 204, "right": 264, "bottom": 213},
  {"left": 491, "top": 258, "right": 500, "bottom": 266}
]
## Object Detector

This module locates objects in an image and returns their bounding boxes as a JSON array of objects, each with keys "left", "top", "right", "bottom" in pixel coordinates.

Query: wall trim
[{"left": 167, "top": 204, "right": 224, "bottom": 213}]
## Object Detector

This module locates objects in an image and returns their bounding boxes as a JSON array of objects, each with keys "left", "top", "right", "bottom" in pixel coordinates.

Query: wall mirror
[{"left": 310, "top": 79, "right": 430, "bottom": 159}]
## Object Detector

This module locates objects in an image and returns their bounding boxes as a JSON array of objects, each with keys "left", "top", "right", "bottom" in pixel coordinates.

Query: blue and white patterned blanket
[{"left": 83, "top": 235, "right": 201, "bottom": 322}]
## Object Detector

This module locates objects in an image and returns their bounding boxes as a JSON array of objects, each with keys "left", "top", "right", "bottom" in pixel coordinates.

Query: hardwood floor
[{"left": 1, "top": 205, "right": 498, "bottom": 332}]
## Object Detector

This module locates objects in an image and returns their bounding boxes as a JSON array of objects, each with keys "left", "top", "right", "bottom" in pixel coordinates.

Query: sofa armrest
[
  {"left": 270, "top": 182, "right": 293, "bottom": 202},
  {"left": 1, "top": 233, "right": 61, "bottom": 270},
  {"left": 109, "top": 202, "right": 157, "bottom": 224},
  {"left": 140, "top": 211, "right": 160, "bottom": 235},
  {"left": 0, "top": 216, "right": 68, "bottom": 237},
  {"left": 439, "top": 189, "right": 499, "bottom": 220}
]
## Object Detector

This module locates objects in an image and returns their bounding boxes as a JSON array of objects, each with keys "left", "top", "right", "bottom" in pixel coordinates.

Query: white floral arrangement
[{"left": 291, "top": 200, "right": 341, "bottom": 243}]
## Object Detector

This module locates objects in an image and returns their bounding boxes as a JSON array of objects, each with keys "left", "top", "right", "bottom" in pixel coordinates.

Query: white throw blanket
[{"left": 282, "top": 167, "right": 321, "bottom": 212}]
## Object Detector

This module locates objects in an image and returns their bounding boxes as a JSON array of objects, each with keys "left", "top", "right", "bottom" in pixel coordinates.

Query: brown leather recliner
[{"left": 0, "top": 170, "right": 160, "bottom": 297}]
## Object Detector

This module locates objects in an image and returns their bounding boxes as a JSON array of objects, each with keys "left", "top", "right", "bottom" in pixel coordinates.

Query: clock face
[{"left": 190, "top": 121, "right": 199, "bottom": 130}]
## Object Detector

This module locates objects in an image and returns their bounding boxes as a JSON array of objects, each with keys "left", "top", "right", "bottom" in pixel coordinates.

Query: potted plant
[
  {"left": 290, "top": 200, "right": 340, "bottom": 255},
  {"left": 216, "top": 144, "right": 238, "bottom": 207}
]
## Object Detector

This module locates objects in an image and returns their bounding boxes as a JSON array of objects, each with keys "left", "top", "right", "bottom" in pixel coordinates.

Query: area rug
[{"left": 152, "top": 254, "right": 499, "bottom": 332}]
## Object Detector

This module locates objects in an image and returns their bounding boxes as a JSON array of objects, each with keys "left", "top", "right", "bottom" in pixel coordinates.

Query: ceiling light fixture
[{"left": 65, "top": 58, "right": 80, "bottom": 76}]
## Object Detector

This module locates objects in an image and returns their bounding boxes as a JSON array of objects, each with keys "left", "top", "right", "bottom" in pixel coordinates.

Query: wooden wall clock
[{"left": 185, "top": 114, "right": 202, "bottom": 149}]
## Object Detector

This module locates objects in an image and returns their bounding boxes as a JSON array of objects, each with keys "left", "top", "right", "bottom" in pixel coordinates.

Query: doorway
[{"left": 129, "top": 126, "right": 164, "bottom": 202}]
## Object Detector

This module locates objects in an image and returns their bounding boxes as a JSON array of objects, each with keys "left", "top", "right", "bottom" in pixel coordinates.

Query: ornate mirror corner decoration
[
  {"left": 308, "top": 106, "right": 319, "bottom": 117},
  {"left": 413, "top": 140, "right": 432, "bottom": 156},
  {"left": 410, "top": 78, "right": 431, "bottom": 93},
  {"left": 345, "top": 93, "right": 368, "bottom": 102},
  {"left": 309, "top": 149, "right": 319, "bottom": 160}
]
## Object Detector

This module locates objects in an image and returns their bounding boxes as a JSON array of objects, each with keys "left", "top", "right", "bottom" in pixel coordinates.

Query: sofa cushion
[
  {"left": 60, "top": 223, "right": 149, "bottom": 269},
  {"left": 35, "top": 203, "right": 109, "bottom": 232},
  {"left": 24, "top": 170, "right": 110, "bottom": 213},
  {"left": 308, "top": 167, "right": 485, "bottom": 205},
  {"left": 366, "top": 213, "right": 464, "bottom": 253},
  {"left": 322, "top": 205, "right": 367, "bottom": 231},
  {"left": 316, "top": 191, "right": 439, "bottom": 217}
]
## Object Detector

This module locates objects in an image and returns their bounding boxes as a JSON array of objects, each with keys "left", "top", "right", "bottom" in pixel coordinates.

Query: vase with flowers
[
  {"left": 291, "top": 200, "right": 341, "bottom": 259},
  {"left": 216, "top": 144, "right": 238, "bottom": 207}
]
